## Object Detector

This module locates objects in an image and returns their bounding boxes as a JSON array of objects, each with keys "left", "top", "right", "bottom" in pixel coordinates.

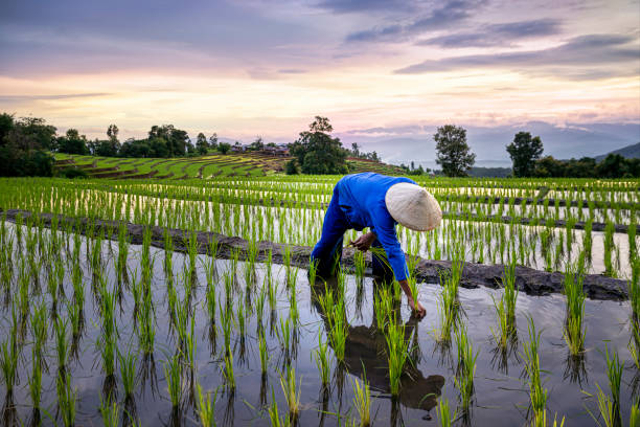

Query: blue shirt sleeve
[{"left": 370, "top": 204, "right": 409, "bottom": 282}]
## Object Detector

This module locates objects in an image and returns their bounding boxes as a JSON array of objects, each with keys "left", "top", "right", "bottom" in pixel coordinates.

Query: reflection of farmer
[
  {"left": 311, "top": 277, "right": 445, "bottom": 413},
  {"left": 310, "top": 172, "right": 442, "bottom": 317}
]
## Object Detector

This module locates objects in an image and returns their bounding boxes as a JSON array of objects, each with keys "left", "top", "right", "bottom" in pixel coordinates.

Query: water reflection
[{"left": 310, "top": 276, "right": 445, "bottom": 422}]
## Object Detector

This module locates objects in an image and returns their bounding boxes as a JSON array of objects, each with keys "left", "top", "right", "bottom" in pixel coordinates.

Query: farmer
[{"left": 310, "top": 172, "right": 442, "bottom": 318}]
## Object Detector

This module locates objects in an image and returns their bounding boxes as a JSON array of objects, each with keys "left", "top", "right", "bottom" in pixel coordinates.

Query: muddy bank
[{"left": 2, "top": 208, "right": 630, "bottom": 301}]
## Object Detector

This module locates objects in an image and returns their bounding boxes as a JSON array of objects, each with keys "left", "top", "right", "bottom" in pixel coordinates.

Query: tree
[
  {"left": 506, "top": 132, "right": 543, "bottom": 177},
  {"left": 107, "top": 124, "right": 119, "bottom": 142},
  {"left": 289, "top": 116, "right": 349, "bottom": 175},
  {"left": 57, "top": 129, "right": 89, "bottom": 155},
  {"left": 196, "top": 132, "right": 209, "bottom": 155},
  {"left": 148, "top": 124, "right": 189, "bottom": 156},
  {"left": 209, "top": 133, "right": 218, "bottom": 148},
  {"left": 285, "top": 159, "right": 299, "bottom": 175},
  {"left": 250, "top": 136, "right": 264, "bottom": 151},
  {"left": 351, "top": 143, "right": 360, "bottom": 157},
  {"left": 434, "top": 125, "right": 476, "bottom": 177},
  {"left": 597, "top": 154, "right": 628, "bottom": 178},
  {"left": 0, "top": 113, "right": 55, "bottom": 177},
  {"left": 218, "top": 142, "right": 231, "bottom": 154},
  {"left": 95, "top": 140, "right": 119, "bottom": 157}
]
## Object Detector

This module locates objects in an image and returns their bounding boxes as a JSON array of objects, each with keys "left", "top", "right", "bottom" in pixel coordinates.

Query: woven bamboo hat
[{"left": 385, "top": 183, "right": 442, "bottom": 231}]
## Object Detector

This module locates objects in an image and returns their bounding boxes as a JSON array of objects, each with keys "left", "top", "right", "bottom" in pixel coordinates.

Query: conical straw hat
[{"left": 385, "top": 183, "right": 442, "bottom": 231}]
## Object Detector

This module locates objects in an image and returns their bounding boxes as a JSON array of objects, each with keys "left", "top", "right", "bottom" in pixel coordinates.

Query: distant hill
[
  {"left": 594, "top": 142, "right": 640, "bottom": 162},
  {"left": 468, "top": 166, "right": 512, "bottom": 178}
]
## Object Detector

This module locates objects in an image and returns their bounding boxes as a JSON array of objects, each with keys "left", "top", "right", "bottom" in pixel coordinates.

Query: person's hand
[
  {"left": 349, "top": 232, "right": 376, "bottom": 252},
  {"left": 408, "top": 298, "right": 426, "bottom": 319}
]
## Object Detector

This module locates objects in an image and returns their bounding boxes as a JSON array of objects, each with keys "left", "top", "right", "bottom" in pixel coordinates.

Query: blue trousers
[{"left": 310, "top": 186, "right": 393, "bottom": 281}]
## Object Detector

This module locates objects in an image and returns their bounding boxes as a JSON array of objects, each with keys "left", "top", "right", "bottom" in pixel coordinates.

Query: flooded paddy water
[{"left": 0, "top": 222, "right": 638, "bottom": 426}]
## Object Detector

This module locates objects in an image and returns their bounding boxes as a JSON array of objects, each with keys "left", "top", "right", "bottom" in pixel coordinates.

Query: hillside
[
  {"left": 54, "top": 153, "right": 406, "bottom": 179},
  {"left": 595, "top": 142, "right": 640, "bottom": 162},
  {"left": 54, "top": 152, "right": 288, "bottom": 179}
]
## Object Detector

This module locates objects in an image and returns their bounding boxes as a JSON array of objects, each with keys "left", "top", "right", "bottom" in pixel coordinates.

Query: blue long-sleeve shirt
[{"left": 335, "top": 172, "right": 416, "bottom": 281}]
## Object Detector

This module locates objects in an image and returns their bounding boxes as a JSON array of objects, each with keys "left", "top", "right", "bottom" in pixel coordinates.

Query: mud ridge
[{"left": 2, "top": 208, "right": 630, "bottom": 301}]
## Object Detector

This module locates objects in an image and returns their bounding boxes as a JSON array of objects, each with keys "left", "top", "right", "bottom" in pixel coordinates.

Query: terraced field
[
  {"left": 54, "top": 153, "right": 289, "bottom": 179},
  {"left": 55, "top": 153, "right": 408, "bottom": 180}
]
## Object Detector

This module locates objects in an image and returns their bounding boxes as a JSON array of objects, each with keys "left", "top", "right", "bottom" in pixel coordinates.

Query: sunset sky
[{"left": 1, "top": 0, "right": 639, "bottom": 163}]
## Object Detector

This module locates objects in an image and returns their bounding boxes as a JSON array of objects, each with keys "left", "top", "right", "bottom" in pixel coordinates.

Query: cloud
[
  {"left": 395, "top": 33, "right": 640, "bottom": 78},
  {"left": 416, "top": 18, "right": 562, "bottom": 48},
  {"left": 278, "top": 68, "right": 307, "bottom": 74},
  {"left": 345, "top": 0, "right": 482, "bottom": 43},
  {"left": 0, "top": 93, "right": 112, "bottom": 102},
  {"left": 314, "top": 0, "right": 416, "bottom": 13},
  {"left": 342, "top": 124, "right": 428, "bottom": 135}
]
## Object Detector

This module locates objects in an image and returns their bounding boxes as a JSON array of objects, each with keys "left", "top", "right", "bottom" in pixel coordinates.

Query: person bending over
[{"left": 310, "top": 172, "right": 442, "bottom": 318}]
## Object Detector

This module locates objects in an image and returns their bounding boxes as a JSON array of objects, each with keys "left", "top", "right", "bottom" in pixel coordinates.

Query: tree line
[
  {"left": 431, "top": 124, "right": 639, "bottom": 178},
  {"left": 1, "top": 112, "right": 637, "bottom": 178}
]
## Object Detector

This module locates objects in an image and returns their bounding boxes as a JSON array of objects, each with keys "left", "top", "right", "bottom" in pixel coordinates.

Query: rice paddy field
[{"left": 0, "top": 175, "right": 638, "bottom": 427}]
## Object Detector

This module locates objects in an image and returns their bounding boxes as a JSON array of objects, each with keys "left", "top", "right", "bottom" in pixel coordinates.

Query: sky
[{"left": 1, "top": 0, "right": 639, "bottom": 164}]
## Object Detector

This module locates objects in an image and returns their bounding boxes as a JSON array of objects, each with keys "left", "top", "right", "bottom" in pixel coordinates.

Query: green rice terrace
[
  {"left": 0, "top": 175, "right": 638, "bottom": 426},
  {"left": 53, "top": 154, "right": 404, "bottom": 180}
]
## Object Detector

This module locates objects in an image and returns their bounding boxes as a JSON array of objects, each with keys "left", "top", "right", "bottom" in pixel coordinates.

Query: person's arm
[{"left": 373, "top": 218, "right": 426, "bottom": 318}]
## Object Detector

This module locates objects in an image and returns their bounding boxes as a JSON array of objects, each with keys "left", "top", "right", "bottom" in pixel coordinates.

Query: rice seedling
[
  {"left": 219, "top": 300, "right": 233, "bottom": 355},
  {"left": 630, "top": 399, "right": 639, "bottom": 427},
  {"left": 313, "top": 335, "right": 331, "bottom": 389},
  {"left": 164, "top": 352, "right": 184, "bottom": 408},
  {"left": 585, "top": 383, "right": 616, "bottom": 427},
  {"left": 353, "top": 250, "right": 366, "bottom": 282},
  {"left": 436, "top": 395, "right": 456, "bottom": 427},
  {"left": 630, "top": 256, "right": 640, "bottom": 322},
  {"left": 491, "top": 262, "right": 518, "bottom": 351},
  {"left": 268, "top": 389, "right": 290, "bottom": 427},
  {"left": 522, "top": 317, "right": 548, "bottom": 427},
  {"left": 205, "top": 275, "right": 217, "bottom": 324},
  {"left": 116, "top": 221, "right": 129, "bottom": 284},
  {"left": 318, "top": 284, "right": 347, "bottom": 362},
  {"left": 29, "top": 344, "right": 43, "bottom": 410},
  {"left": 258, "top": 328, "right": 269, "bottom": 374},
  {"left": 308, "top": 257, "right": 318, "bottom": 286},
  {"left": 288, "top": 267, "right": 299, "bottom": 323},
  {"left": 277, "top": 315, "right": 292, "bottom": 356},
  {"left": 100, "top": 395, "right": 121, "bottom": 427},
  {"left": 164, "top": 228, "right": 174, "bottom": 278},
  {"left": 604, "top": 345, "right": 623, "bottom": 422},
  {"left": 453, "top": 323, "right": 478, "bottom": 411},
  {"left": 604, "top": 221, "right": 616, "bottom": 277},
  {"left": 385, "top": 313, "right": 410, "bottom": 397},
  {"left": 255, "top": 284, "right": 267, "bottom": 332},
  {"left": 351, "top": 374, "right": 371, "bottom": 427},
  {"left": 187, "top": 229, "right": 199, "bottom": 280},
  {"left": 57, "top": 370, "right": 77, "bottom": 427},
  {"left": 195, "top": 382, "right": 219, "bottom": 427},
  {"left": 407, "top": 274, "right": 420, "bottom": 311},
  {"left": 222, "top": 346, "right": 236, "bottom": 390},
  {"left": 629, "top": 322, "right": 640, "bottom": 370},
  {"left": 267, "top": 275, "right": 278, "bottom": 315},
  {"left": 279, "top": 364, "right": 301, "bottom": 419},
  {"left": 31, "top": 301, "right": 48, "bottom": 363},
  {"left": 563, "top": 265, "right": 586, "bottom": 356},
  {"left": 55, "top": 316, "right": 70, "bottom": 372},
  {"left": 436, "top": 268, "right": 462, "bottom": 344},
  {"left": 0, "top": 314, "right": 18, "bottom": 394},
  {"left": 137, "top": 290, "right": 156, "bottom": 356},
  {"left": 118, "top": 349, "right": 138, "bottom": 400},
  {"left": 98, "top": 283, "right": 118, "bottom": 379}
]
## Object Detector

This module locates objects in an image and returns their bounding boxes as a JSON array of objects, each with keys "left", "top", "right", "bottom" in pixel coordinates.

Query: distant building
[
  {"left": 262, "top": 144, "right": 289, "bottom": 157},
  {"left": 231, "top": 144, "right": 249, "bottom": 153}
]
